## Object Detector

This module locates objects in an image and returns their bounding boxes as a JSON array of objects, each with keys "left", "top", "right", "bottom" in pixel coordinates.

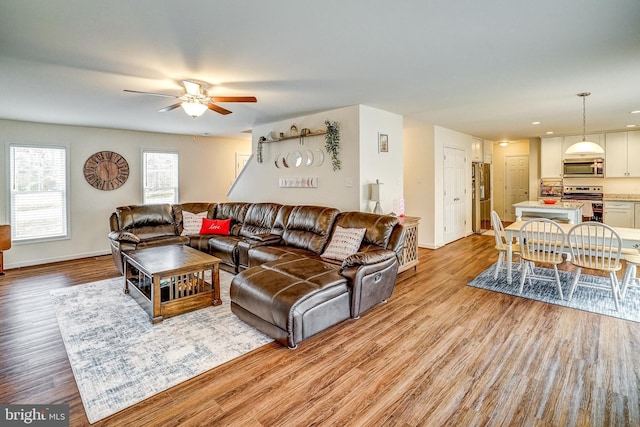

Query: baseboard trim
[{"left": 5, "top": 250, "right": 111, "bottom": 270}]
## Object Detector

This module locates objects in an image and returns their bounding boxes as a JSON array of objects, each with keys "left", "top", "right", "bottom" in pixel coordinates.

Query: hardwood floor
[{"left": 1, "top": 234, "right": 639, "bottom": 426}]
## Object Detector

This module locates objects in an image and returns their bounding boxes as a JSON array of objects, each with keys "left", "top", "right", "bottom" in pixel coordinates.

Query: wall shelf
[{"left": 262, "top": 130, "right": 326, "bottom": 143}]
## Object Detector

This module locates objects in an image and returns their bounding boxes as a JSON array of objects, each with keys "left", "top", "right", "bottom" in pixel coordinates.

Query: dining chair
[
  {"left": 566, "top": 222, "right": 623, "bottom": 311},
  {"left": 490, "top": 210, "right": 521, "bottom": 280},
  {"left": 620, "top": 252, "right": 640, "bottom": 299},
  {"left": 518, "top": 218, "right": 566, "bottom": 298}
]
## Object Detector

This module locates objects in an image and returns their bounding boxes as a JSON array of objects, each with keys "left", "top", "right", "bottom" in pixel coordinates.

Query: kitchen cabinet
[
  {"left": 471, "top": 137, "right": 483, "bottom": 162},
  {"left": 483, "top": 139, "right": 493, "bottom": 164},
  {"left": 605, "top": 131, "right": 640, "bottom": 177},
  {"left": 604, "top": 201, "right": 634, "bottom": 228},
  {"left": 636, "top": 203, "right": 640, "bottom": 229},
  {"left": 562, "top": 133, "right": 605, "bottom": 159},
  {"left": 540, "top": 137, "right": 563, "bottom": 177}
]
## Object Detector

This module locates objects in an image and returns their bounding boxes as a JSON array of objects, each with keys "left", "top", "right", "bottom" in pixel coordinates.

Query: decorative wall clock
[{"left": 83, "top": 151, "right": 129, "bottom": 190}]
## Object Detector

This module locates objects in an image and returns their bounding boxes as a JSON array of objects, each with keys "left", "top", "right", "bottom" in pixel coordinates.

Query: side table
[
  {"left": 398, "top": 216, "right": 420, "bottom": 273},
  {"left": 0, "top": 225, "right": 11, "bottom": 275}
]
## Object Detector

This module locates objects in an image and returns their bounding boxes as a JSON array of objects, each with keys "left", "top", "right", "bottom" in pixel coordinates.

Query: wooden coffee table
[{"left": 123, "top": 245, "right": 222, "bottom": 323}]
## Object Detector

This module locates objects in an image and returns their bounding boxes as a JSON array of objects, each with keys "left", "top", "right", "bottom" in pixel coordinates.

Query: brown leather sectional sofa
[{"left": 108, "top": 202, "right": 406, "bottom": 348}]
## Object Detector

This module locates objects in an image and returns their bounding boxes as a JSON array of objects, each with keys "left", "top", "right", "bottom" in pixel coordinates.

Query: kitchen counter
[
  {"left": 604, "top": 194, "right": 640, "bottom": 202},
  {"left": 513, "top": 200, "right": 584, "bottom": 224}
]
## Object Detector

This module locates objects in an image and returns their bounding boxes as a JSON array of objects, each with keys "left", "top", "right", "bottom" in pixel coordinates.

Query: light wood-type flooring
[{"left": 1, "top": 234, "right": 639, "bottom": 426}]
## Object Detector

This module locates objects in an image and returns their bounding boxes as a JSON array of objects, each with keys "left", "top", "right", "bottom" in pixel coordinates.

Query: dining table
[{"left": 502, "top": 220, "right": 640, "bottom": 284}]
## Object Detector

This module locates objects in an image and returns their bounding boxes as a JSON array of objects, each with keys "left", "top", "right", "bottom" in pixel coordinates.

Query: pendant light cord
[{"left": 578, "top": 91, "right": 591, "bottom": 142}]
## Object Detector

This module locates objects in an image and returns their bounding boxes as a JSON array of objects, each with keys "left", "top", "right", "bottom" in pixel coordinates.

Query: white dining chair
[
  {"left": 490, "top": 210, "right": 521, "bottom": 280},
  {"left": 518, "top": 218, "right": 566, "bottom": 298},
  {"left": 620, "top": 252, "right": 640, "bottom": 299},
  {"left": 567, "top": 222, "right": 623, "bottom": 311}
]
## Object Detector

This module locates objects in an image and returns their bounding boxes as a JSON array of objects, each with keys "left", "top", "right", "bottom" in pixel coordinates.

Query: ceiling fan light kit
[
  {"left": 124, "top": 80, "right": 257, "bottom": 118},
  {"left": 565, "top": 92, "right": 604, "bottom": 156},
  {"left": 181, "top": 100, "right": 208, "bottom": 118}
]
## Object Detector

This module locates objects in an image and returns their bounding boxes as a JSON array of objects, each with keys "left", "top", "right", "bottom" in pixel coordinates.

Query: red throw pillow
[{"left": 199, "top": 218, "right": 231, "bottom": 235}]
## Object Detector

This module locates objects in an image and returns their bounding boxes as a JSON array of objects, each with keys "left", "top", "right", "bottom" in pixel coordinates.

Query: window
[
  {"left": 142, "top": 150, "right": 179, "bottom": 204},
  {"left": 9, "top": 144, "right": 69, "bottom": 242}
]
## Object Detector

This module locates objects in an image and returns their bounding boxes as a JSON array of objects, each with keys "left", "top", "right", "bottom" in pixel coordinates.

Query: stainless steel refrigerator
[{"left": 472, "top": 162, "right": 491, "bottom": 233}]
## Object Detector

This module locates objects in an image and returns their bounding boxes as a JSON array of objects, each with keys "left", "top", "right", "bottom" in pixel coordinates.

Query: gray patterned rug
[
  {"left": 50, "top": 271, "right": 273, "bottom": 424},
  {"left": 468, "top": 264, "right": 640, "bottom": 322}
]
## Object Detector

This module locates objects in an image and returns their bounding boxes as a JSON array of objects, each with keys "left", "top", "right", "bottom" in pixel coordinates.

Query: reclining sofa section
[{"left": 108, "top": 202, "right": 406, "bottom": 348}]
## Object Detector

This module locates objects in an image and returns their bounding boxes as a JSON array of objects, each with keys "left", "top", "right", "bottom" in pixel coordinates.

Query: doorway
[{"left": 504, "top": 155, "right": 529, "bottom": 221}]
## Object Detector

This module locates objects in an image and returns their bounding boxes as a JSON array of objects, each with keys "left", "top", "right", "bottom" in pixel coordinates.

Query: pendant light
[{"left": 564, "top": 92, "right": 604, "bottom": 155}]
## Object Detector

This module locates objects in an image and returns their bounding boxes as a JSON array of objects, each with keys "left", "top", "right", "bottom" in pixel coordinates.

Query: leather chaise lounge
[{"left": 108, "top": 202, "right": 406, "bottom": 348}]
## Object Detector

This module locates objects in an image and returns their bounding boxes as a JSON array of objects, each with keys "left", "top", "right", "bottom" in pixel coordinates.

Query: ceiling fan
[{"left": 124, "top": 80, "right": 257, "bottom": 118}]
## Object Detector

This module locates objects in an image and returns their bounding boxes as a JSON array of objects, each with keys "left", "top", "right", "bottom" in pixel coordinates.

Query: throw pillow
[
  {"left": 321, "top": 226, "right": 366, "bottom": 261},
  {"left": 181, "top": 211, "right": 207, "bottom": 236},
  {"left": 200, "top": 218, "right": 231, "bottom": 235}
]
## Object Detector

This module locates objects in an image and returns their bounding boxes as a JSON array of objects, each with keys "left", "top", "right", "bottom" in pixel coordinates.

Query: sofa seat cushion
[
  {"left": 248, "top": 244, "right": 320, "bottom": 267},
  {"left": 230, "top": 257, "right": 350, "bottom": 348},
  {"left": 188, "top": 235, "right": 214, "bottom": 253},
  {"left": 209, "top": 235, "right": 243, "bottom": 265},
  {"left": 135, "top": 236, "right": 189, "bottom": 249}
]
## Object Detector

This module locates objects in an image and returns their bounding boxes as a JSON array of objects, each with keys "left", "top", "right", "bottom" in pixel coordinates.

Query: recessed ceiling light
[
  {"left": 531, "top": 121, "right": 541, "bottom": 125},
  {"left": 626, "top": 124, "right": 637, "bottom": 128},
  {"left": 499, "top": 141, "right": 509, "bottom": 147},
  {"left": 630, "top": 110, "right": 640, "bottom": 114},
  {"left": 546, "top": 131, "right": 554, "bottom": 135}
]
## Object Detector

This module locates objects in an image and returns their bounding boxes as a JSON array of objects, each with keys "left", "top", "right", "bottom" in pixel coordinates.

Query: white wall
[
  {"left": 229, "top": 105, "right": 404, "bottom": 212},
  {"left": 0, "top": 119, "right": 250, "bottom": 268},
  {"left": 404, "top": 120, "right": 477, "bottom": 248},
  {"left": 403, "top": 118, "right": 435, "bottom": 247},
  {"left": 358, "top": 105, "right": 404, "bottom": 214}
]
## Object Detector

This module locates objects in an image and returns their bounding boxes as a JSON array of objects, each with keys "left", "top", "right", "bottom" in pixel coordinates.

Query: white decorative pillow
[
  {"left": 321, "top": 226, "right": 366, "bottom": 261},
  {"left": 181, "top": 211, "right": 207, "bottom": 236}
]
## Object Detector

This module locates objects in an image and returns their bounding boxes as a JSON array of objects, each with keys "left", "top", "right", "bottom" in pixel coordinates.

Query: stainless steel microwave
[{"left": 563, "top": 158, "right": 604, "bottom": 178}]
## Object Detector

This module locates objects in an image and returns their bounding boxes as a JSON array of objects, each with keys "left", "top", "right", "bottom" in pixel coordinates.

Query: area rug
[
  {"left": 467, "top": 264, "right": 640, "bottom": 322},
  {"left": 50, "top": 271, "right": 274, "bottom": 424}
]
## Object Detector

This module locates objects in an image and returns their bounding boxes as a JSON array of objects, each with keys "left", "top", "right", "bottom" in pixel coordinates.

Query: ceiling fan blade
[
  {"left": 182, "top": 80, "right": 201, "bottom": 96},
  {"left": 207, "top": 103, "right": 233, "bottom": 115},
  {"left": 123, "top": 89, "right": 178, "bottom": 99},
  {"left": 158, "top": 102, "right": 183, "bottom": 113},
  {"left": 210, "top": 96, "right": 257, "bottom": 103}
]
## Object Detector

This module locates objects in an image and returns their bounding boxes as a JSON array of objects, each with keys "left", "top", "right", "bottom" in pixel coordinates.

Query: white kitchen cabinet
[
  {"left": 605, "top": 131, "right": 640, "bottom": 177},
  {"left": 562, "top": 133, "right": 605, "bottom": 159},
  {"left": 471, "top": 137, "right": 483, "bottom": 162},
  {"left": 483, "top": 139, "right": 493, "bottom": 164},
  {"left": 540, "top": 137, "right": 563, "bottom": 177},
  {"left": 604, "top": 201, "right": 635, "bottom": 228}
]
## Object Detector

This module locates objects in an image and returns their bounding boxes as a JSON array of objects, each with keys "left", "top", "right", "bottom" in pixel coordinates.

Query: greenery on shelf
[
  {"left": 257, "top": 137, "right": 265, "bottom": 164},
  {"left": 324, "top": 120, "right": 341, "bottom": 171}
]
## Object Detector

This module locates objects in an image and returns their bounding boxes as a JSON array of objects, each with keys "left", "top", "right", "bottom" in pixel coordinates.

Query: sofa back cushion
[
  {"left": 115, "top": 204, "right": 177, "bottom": 239},
  {"left": 271, "top": 205, "right": 293, "bottom": 236},
  {"left": 215, "top": 202, "right": 250, "bottom": 236},
  {"left": 282, "top": 205, "right": 340, "bottom": 254},
  {"left": 333, "top": 212, "right": 399, "bottom": 249},
  {"left": 240, "top": 203, "right": 282, "bottom": 238}
]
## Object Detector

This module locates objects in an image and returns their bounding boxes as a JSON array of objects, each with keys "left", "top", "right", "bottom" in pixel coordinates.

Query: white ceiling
[{"left": 1, "top": 0, "right": 639, "bottom": 141}]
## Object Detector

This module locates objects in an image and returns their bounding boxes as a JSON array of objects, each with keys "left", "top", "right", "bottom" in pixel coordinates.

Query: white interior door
[
  {"left": 505, "top": 155, "right": 529, "bottom": 221},
  {"left": 443, "top": 146, "right": 466, "bottom": 243}
]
